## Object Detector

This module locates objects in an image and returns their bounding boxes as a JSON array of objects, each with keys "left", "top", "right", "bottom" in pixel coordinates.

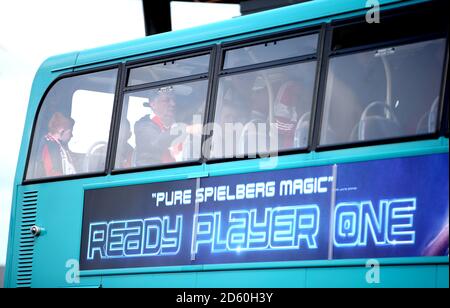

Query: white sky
[{"left": 0, "top": 0, "right": 239, "bottom": 267}]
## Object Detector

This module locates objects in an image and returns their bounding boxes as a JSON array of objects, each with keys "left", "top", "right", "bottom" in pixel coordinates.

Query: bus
[{"left": 5, "top": 0, "right": 449, "bottom": 288}]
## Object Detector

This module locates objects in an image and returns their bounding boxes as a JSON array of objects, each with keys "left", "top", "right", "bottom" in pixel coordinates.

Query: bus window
[
  {"left": 223, "top": 34, "right": 318, "bottom": 69},
  {"left": 210, "top": 61, "right": 316, "bottom": 159},
  {"left": 127, "top": 54, "right": 210, "bottom": 86},
  {"left": 320, "top": 38, "right": 447, "bottom": 146},
  {"left": 25, "top": 69, "right": 118, "bottom": 180},
  {"left": 115, "top": 79, "right": 208, "bottom": 169}
]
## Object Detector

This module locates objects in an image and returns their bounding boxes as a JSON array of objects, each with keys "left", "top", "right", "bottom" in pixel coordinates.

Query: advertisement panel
[{"left": 80, "top": 154, "right": 449, "bottom": 270}]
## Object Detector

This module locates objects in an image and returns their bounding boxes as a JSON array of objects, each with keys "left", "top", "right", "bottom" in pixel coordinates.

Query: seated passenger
[
  {"left": 134, "top": 90, "right": 201, "bottom": 166},
  {"left": 273, "top": 81, "right": 300, "bottom": 149},
  {"left": 36, "top": 112, "right": 76, "bottom": 177}
]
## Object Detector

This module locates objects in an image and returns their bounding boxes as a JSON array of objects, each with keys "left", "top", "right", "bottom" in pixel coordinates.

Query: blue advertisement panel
[{"left": 79, "top": 154, "right": 449, "bottom": 271}]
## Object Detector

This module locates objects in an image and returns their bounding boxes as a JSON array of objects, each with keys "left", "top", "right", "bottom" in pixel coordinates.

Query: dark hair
[{"left": 48, "top": 112, "right": 74, "bottom": 134}]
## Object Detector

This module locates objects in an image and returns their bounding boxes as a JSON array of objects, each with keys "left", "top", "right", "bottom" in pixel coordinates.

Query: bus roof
[{"left": 42, "top": 0, "right": 423, "bottom": 73}]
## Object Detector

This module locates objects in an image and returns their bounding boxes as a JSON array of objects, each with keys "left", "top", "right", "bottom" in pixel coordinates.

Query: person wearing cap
[
  {"left": 423, "top": 221, "right": 449, "bottom": 256},
  {"left": 35, "top": 112, "right": 76, "bottom": 177}
]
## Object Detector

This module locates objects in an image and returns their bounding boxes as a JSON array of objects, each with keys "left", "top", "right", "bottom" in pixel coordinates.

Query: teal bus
[{"left": 5, "top": 0, "right": 449, "bottom": 288}]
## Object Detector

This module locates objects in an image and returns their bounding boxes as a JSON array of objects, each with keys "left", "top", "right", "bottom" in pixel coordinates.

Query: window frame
[
  {"left": 22, "top": 64, "right": 122, "bottom": 185},
  {"left": 110, "top": 46, "right": 217, "bottom": 174},
  {"left": 125, "top": 49, "right": 212, "bottom": 88},
  {"left": 313, "top": 11, "right": 450, "bottom": 152},
  {"left": 221, "top": 31, "right": 320, "bottom": 71},
  {"left": 205, "top": 25, "right": 324, "bottom": 164}
]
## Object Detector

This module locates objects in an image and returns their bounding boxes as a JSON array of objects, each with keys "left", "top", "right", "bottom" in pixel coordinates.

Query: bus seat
[
  {"left": 354, "top": 115, "right": 402, "bottom": 141},
  {"left": 350, "top": 101, "right": 402, "bottom": 141},
  {"left": 416, "top": 112, "right": 430, "bottom": 134},
  {"left": 416, "top": 96, "right": 439, "bottom": 134}
]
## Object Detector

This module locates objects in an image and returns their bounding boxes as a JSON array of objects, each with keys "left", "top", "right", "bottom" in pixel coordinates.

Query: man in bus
[
  {"left": 135, "top": 88, "right": 205, "bottom": 167},
  {"left": 35, "top": 112, "right": 77, "bottom": 177},
  {"left": 134, "top": 90, "right": 177, "bottom": 166}
]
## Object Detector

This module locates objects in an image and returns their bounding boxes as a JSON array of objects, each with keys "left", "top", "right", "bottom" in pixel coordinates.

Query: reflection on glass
[
  {"left": 223, "top": 34, "right": 318, "bottom": 69},
  {"left": 116, "top": 80, "right": 208, "bottom": 169},
  {"left": 25, "top": 69, "right": 118, "bottom": 180},
  {"left": 128, "top": 54, "right": 210, "bottom": 86},
  {"left": 211, "top": 61, "right": 317, "bottom": 159},
  {"left": 320, "top": 39, "right": 446, "bottom": 146}
]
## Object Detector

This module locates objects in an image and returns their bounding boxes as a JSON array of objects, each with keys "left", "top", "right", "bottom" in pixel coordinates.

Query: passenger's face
[
  {"left": 151, "top": 94, "right": 176, "bottom": 125},
  {"left": 60, "top": 128, "right": 73, "bottom": 143}
]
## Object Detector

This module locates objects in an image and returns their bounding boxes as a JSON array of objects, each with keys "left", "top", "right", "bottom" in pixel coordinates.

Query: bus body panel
[
  {"left": 9, "top": 140, "right": 448, "bottom": 287},
  {"left": 5, "top": 0, "right": 448, "bottom": 288}
]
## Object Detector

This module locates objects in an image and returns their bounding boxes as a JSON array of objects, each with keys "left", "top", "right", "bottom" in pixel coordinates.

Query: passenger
[
  {"left": 36, "top": 112, "right": 76, "bottom": 177},
  {"left": 177, "top": 105, "right": 204, "bottom": 162},
  {"left": 134, "top": 90, "right": 201, "bottom": 166},
  {"left": 273, "top": 81, "right": 301, "bottom": 149}
]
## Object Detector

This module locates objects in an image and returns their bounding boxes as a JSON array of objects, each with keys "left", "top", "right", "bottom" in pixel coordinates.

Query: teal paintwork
[
  {"left": 98, "top": 264, "right": 445, "bottom": 288},
  {"left": 436, "top": 265, "right": 449, "bottom": 288},
  {"left": 5, "top": 0, "right": 448, "bottom": 288}
]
